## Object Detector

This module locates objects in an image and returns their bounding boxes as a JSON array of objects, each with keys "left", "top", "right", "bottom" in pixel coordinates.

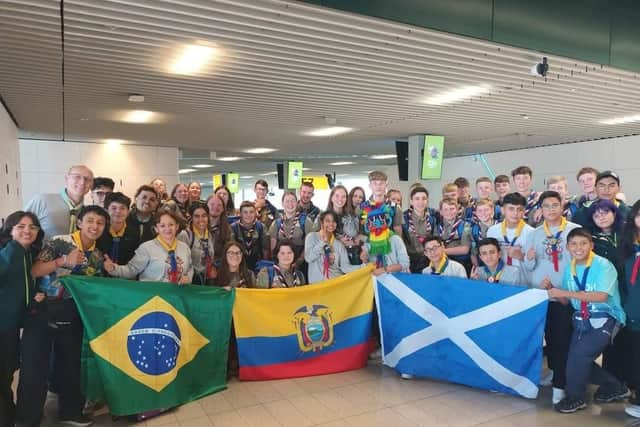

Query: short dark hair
[
  {"left": 77, "top": 205, "right": 109, "bottom": 223},
  {"left": 153, "top": 209, "right": 182, "bottom": 226},
  {"left": 502, "top": 192, "right": 527, "bottom": 207},
  {"left": 477, "top": 237, "right": 501, "bottom": 252},
  {"left": 134, "top": 185, "right": 158, "bottom": 199},
  {"left": 254, "top": 179, "right": 269, "bottom": 189},
  {"left": 423, "top": 235, "right": 443, "bottom": 246},
  {"left": 576, "top": 167, "right": 599, "bottom": 181},
  {"left": 239, "top": 201, "right": 256, "bottom": 211},
  {"left": 453, "top": 177, "right": 470, "bottom": 188},
  {"left": 189, "top": 201, "right": 209, "bottom": 218},
  {"left": 511, "top": 166, "right": 533, "bottom": 178},
  {"left": 318, "top": 210, "right": 338, "bottom": 224},
  {"left": 274, "top": 239, "right": 296, "bottom": 256},
  {"left": 104, "top": 192, "right": 131, "bottom": 210},
  {"left": 567, "top": 227, "right": 592, "bottom": 243},
  {"left": 494, "top": 174, "right": 510, "bottom": 184},
  {"left": 538, "top": 190, "right": 562, "bottom": 206},
  {"left": 0, "top": 211, "right": 44, "bottom": 256},
  {"left": 410, "top": 186, "right": 429, "bottom": 199},
  {"left": 92, "top": 177, "right": 115, "bottom": 191}
]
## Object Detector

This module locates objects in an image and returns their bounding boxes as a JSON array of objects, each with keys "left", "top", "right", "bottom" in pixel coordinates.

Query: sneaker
[
  {"left": 58, "top": 414, "right": 94, "bottom": 426},
  {"left": 625, "top": 405, "right": 640, "bottom": 418},
  {"left": 593, "top": 385, "right": 631, "bottom": 403},
  {"left": 400, "top": 373, "right": 414, "bottom": 380},
  {"left": 554, "top": 397, "right": 587, "bottom": 413},
  {"left": 82, "top": 400, "right": 104, "bottom": 415},
  {"left": 540, "top": 369, "right": 554, "bottom": 386},
  {"left": 552, "top": 387, "right": 566, "bottom": 405}
]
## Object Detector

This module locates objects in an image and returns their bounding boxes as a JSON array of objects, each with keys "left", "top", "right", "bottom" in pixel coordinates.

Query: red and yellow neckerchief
[{"left": 571, "top": 251, "right": 595, "bottom": 319}]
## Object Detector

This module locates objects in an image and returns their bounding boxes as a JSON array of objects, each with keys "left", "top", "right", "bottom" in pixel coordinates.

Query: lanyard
[
  {"left": 543, "top": 218, "right": 567, "bottom": 272},
  {"left": 323, "top": 235, "right": 335, "bottom": 278},
  {"left": 571, "top": 251, "right": 594, "bottom": 319},
  {"left": 501, "top": 220, "right": 525, "bottom": 265}
]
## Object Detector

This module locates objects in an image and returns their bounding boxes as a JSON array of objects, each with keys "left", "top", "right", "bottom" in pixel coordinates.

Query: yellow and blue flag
[
  {"left": 233, "top": 266, "right": 374, "bottom": 380},
  {"left": 61, "top": 276, "right": 234, "bottom": 415}
]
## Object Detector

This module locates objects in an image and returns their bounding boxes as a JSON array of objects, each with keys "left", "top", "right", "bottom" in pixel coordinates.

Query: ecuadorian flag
[{"left": 233, "top": 266, "right": 374, "bottom": 380}]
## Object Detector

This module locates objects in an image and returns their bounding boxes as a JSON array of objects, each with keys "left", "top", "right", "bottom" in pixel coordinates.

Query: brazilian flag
[{"left": 60, "top": 276, "right": 234, "bottom": 416}]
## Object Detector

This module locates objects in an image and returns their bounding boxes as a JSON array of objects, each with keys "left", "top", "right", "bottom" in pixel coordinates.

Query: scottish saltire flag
[
  {"left": 61, "top": 276, "right": 234, "bottom": 415},
  {"left": 375, "top": 273, "right": 548, "bottom": 398},
  {"left": 233, "top": 265, "right": 374, "bottom": 380}
]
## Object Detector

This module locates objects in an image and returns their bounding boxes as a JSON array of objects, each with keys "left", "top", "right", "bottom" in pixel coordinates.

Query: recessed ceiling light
[
  {"left": 178, "top": 168, "right": 196, "bottom": 174},
  {"left": 169, "top": 44, "right": 216, "bottom": 75},
  {"left": 80, "top": 117, "right": 89, "bottom": 121},
  {"left": 240, "top": 175, "right": 254, "bottom": 179},
  {"left": 260, "top": 172, "right": 278, "bottom": 176},
  {"left": 600, "top": 114, "right": 640, "bottom": 125},
  {"left": 192, "top": 164, "right": 213, "bottom": 168},
  {"left": 425, "top": 85, "right": 490, "bottom": 105},
  {"left": 329, "top": 161, "right": 355, "bottom": 166},
  {"left": 243, "top": 148, "right": 277, "bottom": 154},
  {"left": 521, "top": 114, "right": 529, "bottom": 119},
  {"left": 123, "top": 110, "right": 155, "bottom": 124},
  {"left": 370, "top": 154, "right": 396, "bottom": 160},
  {"left": 302, "top": 167, "right": 312, "bottom": 171},
  {"left": 217, "top": 156, "right": 242, "bottom": 162},
  {"left": 103, "top": 138, "right": 125, "bottom": 145},
  {"left": 305, "top": 127, "right": 354, "bottom": 137}
]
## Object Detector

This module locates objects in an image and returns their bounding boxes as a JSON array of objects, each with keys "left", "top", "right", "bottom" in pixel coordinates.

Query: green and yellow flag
[{"left": 61, "top": 276, "right": 234, "bottom": 416}]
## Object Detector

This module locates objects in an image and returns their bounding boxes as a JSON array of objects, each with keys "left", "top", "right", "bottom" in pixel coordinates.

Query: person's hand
[
  {"left": 179, "top": 275, "right": 191, "bottom": 285},
  {"left": 540, "top": 277, "right": 552, "bottom": 290},
  {"left": 547, "top": 287, "right": 565, "bottom": 299},
  {"left": 34, "top": 292, "right": 46, "bottom": 303},
  {"left": 508, "top": 245, "right": 524, "bottom": 261},
  {"left": 340, "top": 236, "right": 352, "bottom": 246},
  {"left": 533, "top": 209, "right": 543, "bottom": 223},
  {"left": 526, "top": 247, "right": 536, "bottom": 261},
  {"left": 360, "top": 250, "right": 369, "bottom": 263},
  {"left": 66, "top": 248, "right": 85, "bottom": 267},
  {"left": 470, "top": 265, "right": 480, "bottom": 280},
  {"left": 254, "top": 198, "right": 265, "bottom": 209},
  {"left": 373, "top": 267, "right": 386, "bottom": 276},
  {"left": 103, "top": 255, "right": 116, "bottom": 274}
]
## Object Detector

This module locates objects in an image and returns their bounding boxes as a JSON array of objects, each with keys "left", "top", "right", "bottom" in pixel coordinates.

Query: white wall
[
  {"left": 20, "top": 140, "right": 179, "bottom": 204},
  {"left": 386, "top": 135, "right": 640, "bottom": 205},
  {"left": 0, "top": 103, "right": 22, "bottom": 225}
]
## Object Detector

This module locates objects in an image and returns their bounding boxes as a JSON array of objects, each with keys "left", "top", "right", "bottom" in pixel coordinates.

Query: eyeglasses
[
  {"left": 593, "top": 210, "right": 613, "bottom": 217},
  {"left": 226, "top": 250, "right": 243, "bottom": 256},
  {"left": 14, "top": 224, "right": 40, "bottom": 231},
  {"left": 424, "top": 245, "right": 442, "bottom": 253},
  {"left": 541, "top": 203, "right": 562, "bottom": 210}
]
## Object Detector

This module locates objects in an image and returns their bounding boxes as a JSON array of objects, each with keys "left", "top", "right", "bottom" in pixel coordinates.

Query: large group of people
[{"left": 2, "top": 162, "right": 640, "bottom": 425}]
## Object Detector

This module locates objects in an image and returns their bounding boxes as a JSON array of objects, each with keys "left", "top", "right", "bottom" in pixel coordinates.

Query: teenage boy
[
  {"left": 21, "top": 206, "right": 108, "bottom": 427},
  {"left": 422, "top": 236, "right": 467, "bottom": 278},
  {"left": 441, "top": 183, "right": 459, "bottom": 202},
  {"left": 470, "top": 238, "right": 523, "bottom": 285},
  {"left": 25, "top": 165, "right": 94, "bottom": 240},
  {"left": 97, "top": 192, "right": 139, "bottom": 265},
  {"left": 90, "top": 177, "right": 115, "bottom": 208},
  {"left": 487, "top": 193, "right": 534, "bottom": 282},
  {"left": 231, "top": 201, "right": 269, "bottom": 271},
  {"left": 546, "top": 176, "right": 579, "bottom": 221},
  {"left": 575, "top": 167, "right": 599, "bottom": 209},
  {"left": 437, "top": 197, "right": 472, "bottom": 273},
  {"left": 469, "top": 198, "right": 497, "bottom": 266},
  {"left": 523, "top": 190, "right": 581, "bottom": 403},
  {"left": 549, "top": 228, "right": 629, "bottom": 413},
  {"left": 360, "top": 171, "right": 403, "bottom": 267},
  {"left": 402, "top": 186, "right": 438, "bottom": 273},
  {"left": 572, "top": 170, "right": 630, "bottom": 227},
  {"left": 298, "top": 181, "right": 321, "bottom": 223},
  {"left": 253, "top": 179, "right": 278, "bottom": 230},
  {"left": 493, "top": 174, "right": 511, "bottom": 222},
  {"left": 453, "top": 177, "right": 474, "bottom": 221},
  {"left": 475, "top": 177, "right": 493, "bottom": 200},
  {"left": 511, "top": 165, "right": 542, "bottom": 226}
]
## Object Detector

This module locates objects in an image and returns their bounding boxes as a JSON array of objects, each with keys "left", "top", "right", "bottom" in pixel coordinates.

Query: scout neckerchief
[
  {"left": 438, "top": 217, "right": 463, "bottom": 246},
  {"left": 156, "top": 236, "right": 179, "bottom": 283},
  {"left": 361, "top": 200, "right": 394, "bottom": 267},
  {"left": 323, "top": 234, "right": 335, "bottom": 278},
  {"left": 630, "top": 239, "right": 640, "bottom": 285},
  {"left": 571, "top": 251, "right": 595, "bottom": 319},
  {"left": 61, "top": 190, "right": 82, "bottom": 233},
  {"left": 429, "top": 255, "right": 448, "bottom": 275},
  {"left": 523, "top": 191, "right": 538, "bottom": 219},
  {"left": 272, "top": 264, "right": 303, "bottom": 288},
  {"left": 408, "top": 207, "right": 431, "bottom": 246},
  {"left": 109, "top": 223, "right": 126, "bottom": 263},
  {"left": 543, "top": 217, "right": 567, "bottom": 272},
  {"left": 501, "top": 220, "right": 525, "bottom": 265},
  {"left": 193, "top": 226, "right": 213, "bottom": 279},
  {"left": 70, "top": 231, "right": 95, "bottom": 274},
  {"left": 239, "top": 221, "right": 259, "bottom": 254},
  {"left": 483, "top": 259, "right": 505, "bottom": 283},
  {"left": 278, "top": 212, "right": 300, "bottom": 240}
]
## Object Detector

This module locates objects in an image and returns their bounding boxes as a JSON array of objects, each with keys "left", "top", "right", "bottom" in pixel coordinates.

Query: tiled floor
[{"left": 35, "top": 363, "right": 638, "bottom": 427}]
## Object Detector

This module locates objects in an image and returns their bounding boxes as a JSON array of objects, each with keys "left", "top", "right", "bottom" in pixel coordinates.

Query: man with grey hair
[{"left": 25, "top": 165, "right": 94, "bottom": 240}]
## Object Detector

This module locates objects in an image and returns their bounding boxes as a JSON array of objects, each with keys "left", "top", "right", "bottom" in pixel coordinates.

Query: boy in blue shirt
[{"left": 549, "top": 228, "right": 629, "bottom": 413}]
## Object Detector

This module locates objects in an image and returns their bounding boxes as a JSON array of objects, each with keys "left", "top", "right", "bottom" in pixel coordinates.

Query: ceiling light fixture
[
  {"left": 240, "top": 175, "right": 254, "bottom": 179},
  {"left": 123, "top": 110, "right": 155, "bottom": 123},
  {"left": 243, "top": 148, "right": 277, "bottom": 154},
  {"left": 600, "top": 114, "right": 640, "bottom": 125},
  {"left": 305, "top": 127, "right": 354, "bottom": 137},
  {"left": 169, "top": 44, "right": 216, "bottom": 75},
  {"left": 217, "top": 156, "right": 242, "bottom": 162},
  {"left": 103, "top": 138, "right": 125, "bottom": 145},
  {"left": 370, "top": 154, "right": 397, "bottom": 160},
  {"left": 192, "top": 164, "right": 213, "bottom": 168},
  {"left": 521, "top": 114, "right": 529, "bottom": 120},
  {"left": 329, "top": 161, "right": 355, "bottom": 166},
  {"left": 260, "top": 172, "right": 279, "bottom": 176},
  {"left": 425, "top": 85, "right": 490, "bottom": 105},
  {"left": 178, "top": 168, "right": 196, "bottom": 174}
]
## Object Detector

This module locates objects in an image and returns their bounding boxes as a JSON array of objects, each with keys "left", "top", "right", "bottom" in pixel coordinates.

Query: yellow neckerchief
[
  {"left": 543, "top": 217, "right": 567, "bottom": 237},
  {"left": 156, "top": 235, "right": 177, "bottom": 252},
  {"left": 570, "top": 251, "right": 595, "bottom": 279},
  {"left": 110, "top": 222, "right": 127, "bottom": 238},
  {"left": 71, "top": 230, "right": 96, "bottom": 252},
  {"left": 192, "top": 225, "right": 209, "bottom": 241},
  {"left": 327, "top": 233, "right": 335, "bottom": 247},
  {"left": 430, "top": 255, "right": 448, "bottom": 274},
  {"left": 501, "top": 219, "right": 525, "bottom": 244}
]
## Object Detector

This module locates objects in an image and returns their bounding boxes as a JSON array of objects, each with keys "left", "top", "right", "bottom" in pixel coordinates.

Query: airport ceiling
[{"left": 2, "top": 0, "right": 640, "bottom": 178}]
